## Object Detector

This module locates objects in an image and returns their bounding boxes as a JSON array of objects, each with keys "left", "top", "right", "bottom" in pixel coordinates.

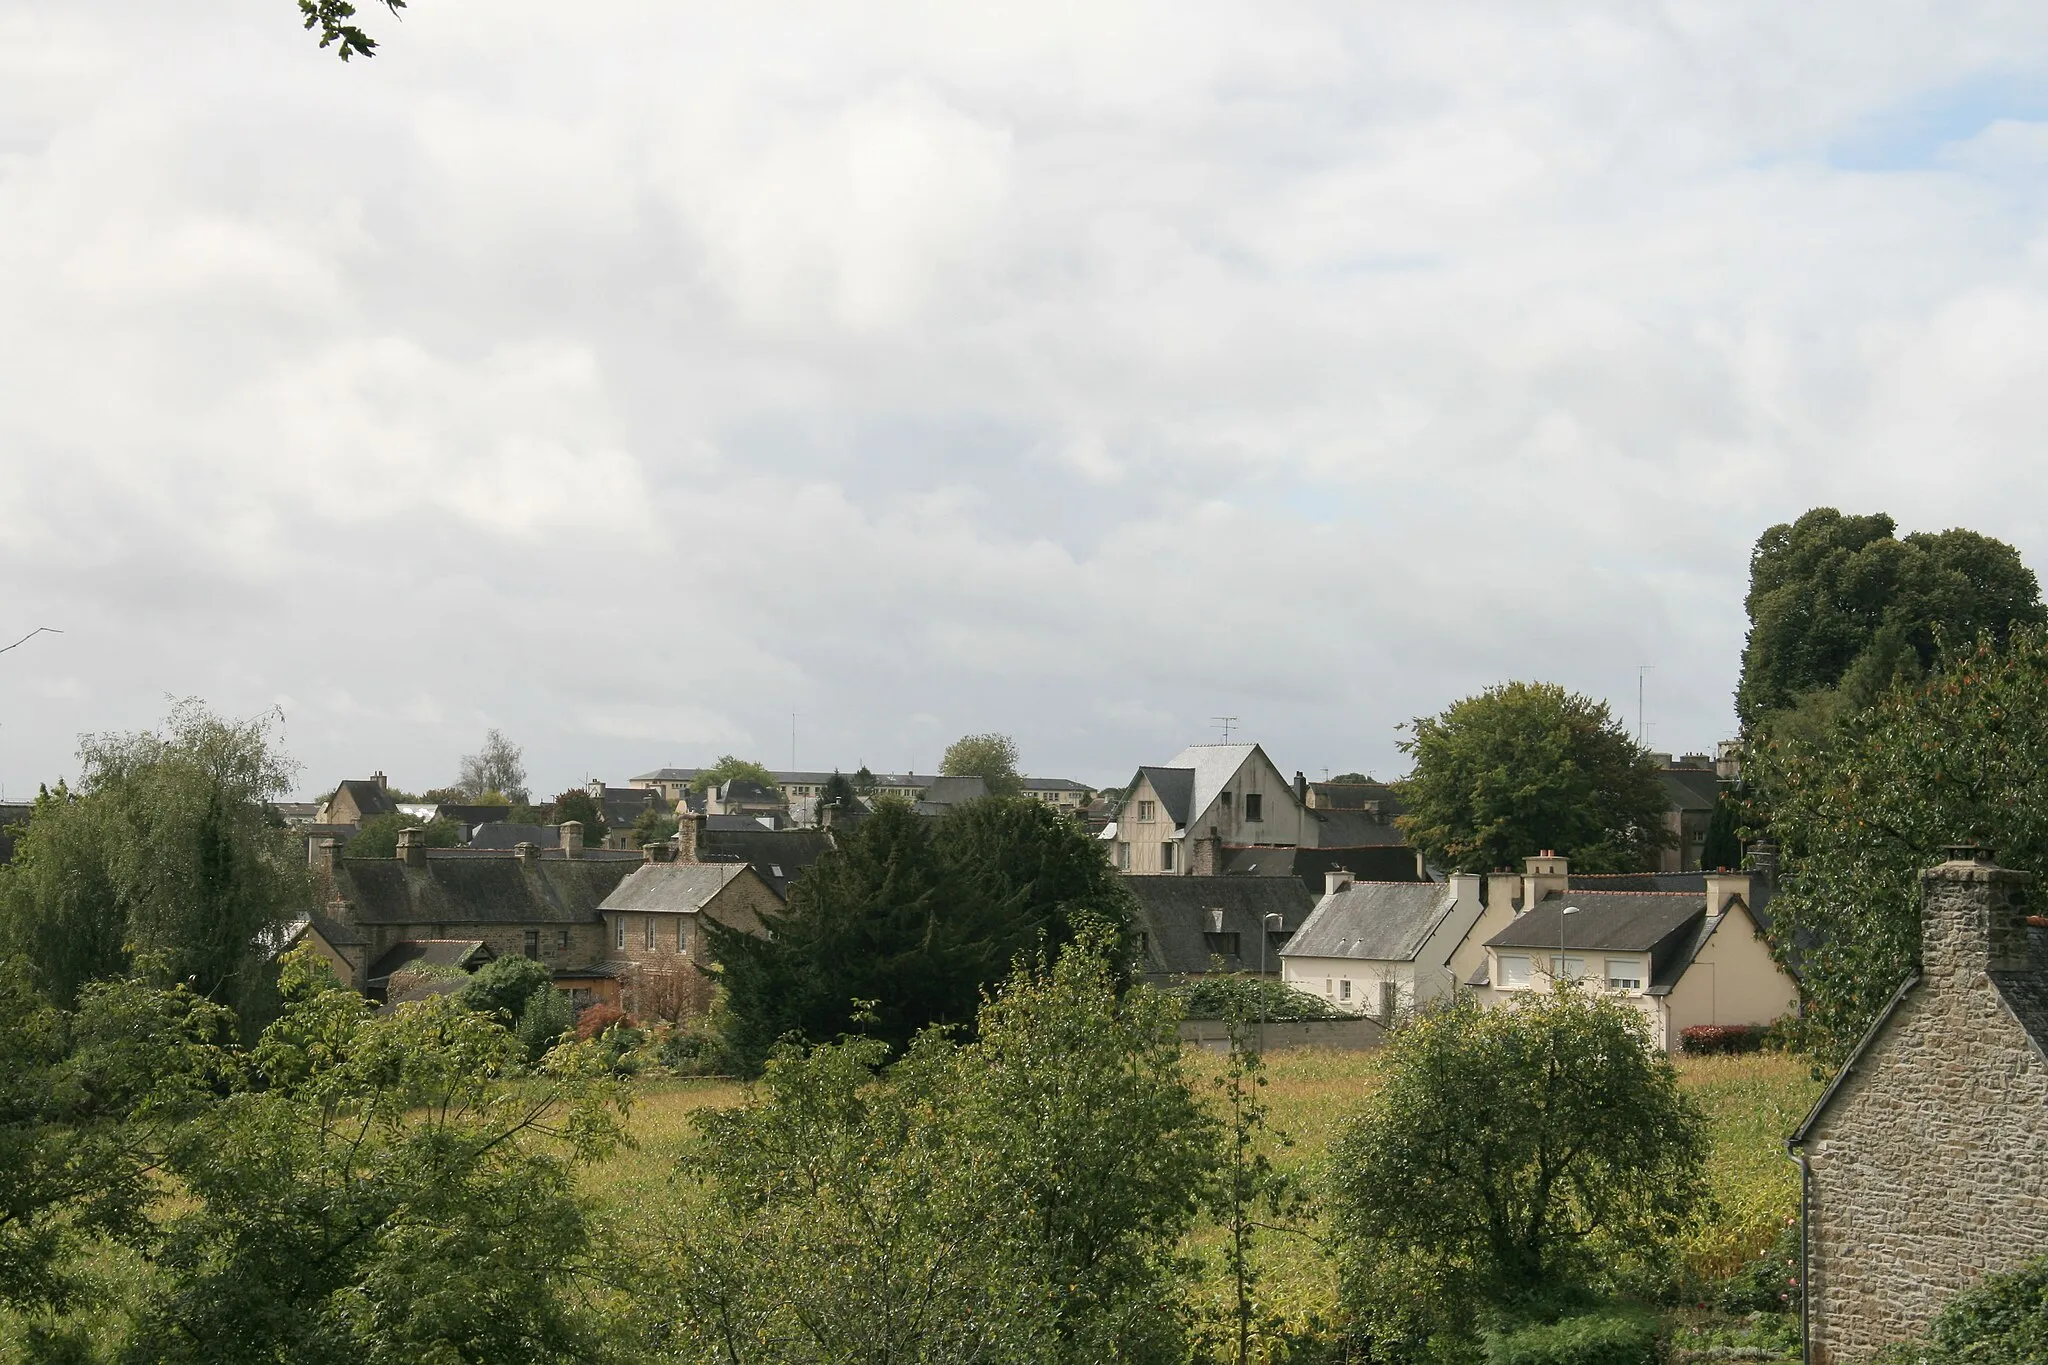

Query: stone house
[
  {"left": 595, "top": 859, "right": 779, "bottom": 1018},
  {"left": 1280, "top": 873, "right": 1487, "bottom": 1018},
  {"left": 319, "top": 773, "right": 398, "bottom": 827},
  {"left": 1791, "top": 848, "right": 2048, "bottom": 1364},
  {"left": 1119, "top": 874, "right": 1314, "bottom": 983},
  {"left": 1654, "top": 753, "right": 1725, "bottom": 873},
  {"left": 1460, "top": 854, "right": 1797, "bottom": 1052}
]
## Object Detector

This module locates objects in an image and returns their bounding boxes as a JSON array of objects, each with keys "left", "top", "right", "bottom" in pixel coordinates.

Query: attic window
[
  {"left": 1244, "top": 793, "right": 1263, "bottom": 822},
  {"left": 771, "top": 865, "right": 784, "bottom": 878},
  {"left": 1203, "top": 931, "right": 1242, "bottom": 956},
  {"left": 1138, "top": 800, "right": 1155, "bottom": 821}
]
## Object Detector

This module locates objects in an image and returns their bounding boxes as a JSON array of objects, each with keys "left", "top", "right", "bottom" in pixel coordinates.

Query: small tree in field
[{"left": 1332, "top": 990, "right": 1707, "bottom": 1333}]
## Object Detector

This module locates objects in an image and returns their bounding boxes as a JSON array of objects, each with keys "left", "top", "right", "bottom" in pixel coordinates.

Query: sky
[{"left": 7, "top": 2, "right": 2048, "bottom": 800}]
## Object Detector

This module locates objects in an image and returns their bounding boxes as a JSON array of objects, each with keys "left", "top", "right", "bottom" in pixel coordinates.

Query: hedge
[{"left": 1680, "top": 1024, "right": 1765, "bottom": 1055}]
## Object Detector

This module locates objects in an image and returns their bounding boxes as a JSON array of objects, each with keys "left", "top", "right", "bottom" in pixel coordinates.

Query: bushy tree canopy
[
  {"left": 1396, "top": 681, "right": 1672, "bottom": 873},
  {"left": 342, "top": 813, "right": 462, "bottom": 860},
  {"left": 708, "top": 797, "right": 1134, "bottom": 1069},
  {"left": 689, "top": 755, "right": 780, "bottom": 795},
  {"left": 0, "top": 702, "right": 311, "bottom": 1018},
  {"left": 1747, "top": 626, "right": 2048, "bottom": 1062},
  {"left": 457, "top": 728, "right": 528, "bottom": 804},
  {"left": 1737, "top": 508, "right": 2044, "bottom": 731},
  {"left": 549, "top": 789, "right": 608, "bottom": 845},
  {"left": 941, "top": 732, "right": 1024, "bottom": 796},
  {"left": 1332, "top": 990, "right": 1708, "bottom": 1343}
]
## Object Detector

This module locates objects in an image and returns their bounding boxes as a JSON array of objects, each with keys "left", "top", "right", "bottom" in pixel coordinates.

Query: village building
[
  {"left": 1280, "top": 873, "right": 1488, "bottom": 1018},
  {"left": 1791, "top": 847, "right": 2048, "bottom": 1364},
  {"left": 317, "top": 772, "right": 398, "bottom": 827},
  {"left": 1119, "top": 874, "right": 1313, "bottom": 984},
  {"left": 594, "top": 858, "right": 779, "bottom": 1019},
  {"left": 1461, "top": 854, "right": 1797, "bottom": 1051}
]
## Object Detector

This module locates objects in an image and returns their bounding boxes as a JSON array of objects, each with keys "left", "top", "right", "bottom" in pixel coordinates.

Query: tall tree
[
  {"left": 707, "top": 797, "right": 1132, "bottom": 1070},
  {"left": 1746, "top": 626, "right": 2048, "bottom": 1063},
  {"left": 689, "top": 755, "right": 780, "bottom": 795},
  {"left": 1331, "top": 990, "right": 1708, "bottom": 1341},
  {"left": 457, "top": 728, "right": 528, "bottom": 804},
  {"left": 0, "top": 702, "right": 311, "bottom": 1018},
  {"left": 941, "top": 732, "right": 1024, "bottom": 796},
  {"left": 817, "top": 770, "right": 858, "bottom": 815},
  {"left": 549, "top": 789, "right": 608, "bottom": 845},
  {"left": 1737, "top": 508, "right": 2044, "bottom": 731},
  {"left": 341, "top": 813, "right": 462, "bottom": 860},
  {"left": 1396, "top": 682, "right": 1672, "bottom": 873}
]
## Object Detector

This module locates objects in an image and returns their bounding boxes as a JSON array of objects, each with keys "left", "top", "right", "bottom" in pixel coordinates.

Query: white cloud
[{"left": 7, "top": 1, "right": 2048, "bottom": 795}]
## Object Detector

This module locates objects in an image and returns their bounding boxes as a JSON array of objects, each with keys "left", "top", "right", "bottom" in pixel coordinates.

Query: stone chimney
[
  {"left": 1191, "top": 828, "right": 1224, "bottom": 876},
  {"left": 1448, "top": 870, "right": 1483, "bottom": 907},
  {"left": 560, "top": 820, "right": 583, "bottom": 859},
  {"left": 1325, "top": 869, "right": 1354, "bottom": 898},
  {"left": 1523, "top": 851, "right": 1569, "bottom": 906},
  {"left": 514, "top": 841, "right": 538, "bottom": 867},
  {"left": 1487, "top": 869, "right": 1523, "bottom": 914},
  {"left": 675, "top": 810, "right": 703, "bottom": 864},
  {"left": 1921, "top": 843, "right": 2034, "bottom": 980},
  {"left": 372, "top": 770, "right": 388, "bottom": 791},
  {"left": 1704, "top": 869, "right": 1752, "bottom": 916},
  {"left": 397, "top": 827, "right": 427, "bottom": 868},
  {"left": 311, "top": 836, "right": 339, "bottom": 877}
]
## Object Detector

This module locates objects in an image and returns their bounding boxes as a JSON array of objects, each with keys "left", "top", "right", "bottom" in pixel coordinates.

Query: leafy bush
[
  {"left": 1482, "top": 1305, "right": 1662, "bottom": 1365},
  {"left": 1172, "top": 974, "right": 1340, "bottom": 1021},
  {"left": 1681, "top": 1024, "right": 1765, "bottom": 1055},
  {"left": 514, "top": 984, "right": 572, "bottom": 1062},
  {"left": 1870, "top": 1255, "right": 2048, "bottom": 1365},
  {"left": 573, "top": 1002, "right": 632, "bottom": 1041},
  {"left": 1719, "top": 1217, "right": 1802, "bottom": 1314},
  {"left": 458, "top": 955, "right": 553, "bottom": 1024}
]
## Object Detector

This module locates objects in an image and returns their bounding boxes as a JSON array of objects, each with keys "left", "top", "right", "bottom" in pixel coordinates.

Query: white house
[
  {"left": 1280, "top": 872, "right": 1487, "bottom": 1017},
  {"left": 1112, "top": 743, "right": 1313, "bottom": 875}
]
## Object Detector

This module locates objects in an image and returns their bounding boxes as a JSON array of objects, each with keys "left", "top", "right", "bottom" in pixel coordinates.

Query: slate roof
[
  {"left": 701, "top": 827, "right": 833, "bottom": 899},
  {"left": 1282, "top": 882, "right": 1458, "bottom": 963},
  {"left": 1490, "top": 891, "right": 1706, "bottom": 954},
  {"left": 600, "top": 787, "right": 661, "bottom": 826},
  {"left": 706, "top": 813, "right": 781, "bottom": 832},
  {"left": 437, "top": 802, "right": 523, "bottom": 830},
  {"left": 1306, "top": 781, "right": 1405, "bottom": 814},
  {"left": 368, "top": 939, "right": 489, "bottom": 984},
  {"left": 1222, "top": 845, "right": 1423, "bottom": 896},
  {"left": 469, "top": 822, "right": 560, "bottom": 850},
  {"left": 333, "top": 779, "right": 397, "bottom": 821},
  {"left": 1566, "top": 871, "right": 1776, "bottom": 932},
  {"left": 1120, "top": 875, "right": 1314, "bottom": 978},
  {"left": 1160, "top": 744, "right": 1262, "bottom": 827},
  {"left": 1660, "top": 767, "right": 1722, "bottom": 812},
  {"left": 304, "top": 906, "right": 368, "bottom": 948},
  {"left": 333, "top": 853, "right": 638, "bottom": 926},
  {"left": 599, "top": 863, "right": 748, "bottom": 915},
  {"left": 1137, "top": 766, "right": 1197, "bottom": 827},
  {"left": 716, "top": 779, "right": 783, "bottom": 805},
  {"left": 915, "top": 775, "right": 989, "bottom": 812},
  {"left": 1307, "top": 808, "right": 1409, "bottom": 847}
]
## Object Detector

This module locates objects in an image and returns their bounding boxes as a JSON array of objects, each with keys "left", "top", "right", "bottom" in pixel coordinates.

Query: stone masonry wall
[{"left": 1806, "top": 861, "right": 2048, "bottom": 1363}]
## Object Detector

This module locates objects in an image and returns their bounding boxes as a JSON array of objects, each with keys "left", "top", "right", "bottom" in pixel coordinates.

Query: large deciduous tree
[
  {"left": 1736, "top": 508, "right": 2044, "bottom": 732},
  {"left": 457, "top": 727, "right": 528, "bottom": 804},
  {"left": 1331, "top": 990, "right": 1708, "bottom": 1349},
  {"left": 299, "top": 0, "right": 406, "bottom": 61},
  {"left": 0, "top": 702, "right": 311, "bottom": 1019},
  {"left": 1747, "top": 627, "right": 2048, "bottom": 1063},
  {"left": 341, "top": 813, "right": 462, "bottom": 860},
  {"left": 689, "top": 755, "right": 780, "bottom": 795},
  {"left": 941, "top": 732, "right": 1024, "bottom": 796},
  {"left": 1396, "top": 682, "right": 1671, "bottom": 873}
]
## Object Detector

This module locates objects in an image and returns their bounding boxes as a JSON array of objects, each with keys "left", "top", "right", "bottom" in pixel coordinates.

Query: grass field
[{"left": 582, "top": 1046, "right": 1823, "bottom": 1337}]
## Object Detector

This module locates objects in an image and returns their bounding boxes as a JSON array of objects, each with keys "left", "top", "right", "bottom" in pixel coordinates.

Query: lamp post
[
  {"left": 1260, "top": 912, "right": 1285, "bottom": 1048},
  {"left": 1558, "top": 905, "right": 1581, "bottom": 989}
]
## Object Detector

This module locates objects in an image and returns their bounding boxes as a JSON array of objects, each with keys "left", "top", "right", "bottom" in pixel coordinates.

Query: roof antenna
[
  {"left": 1212, "top": 715, "right": 1238, "bottom": 743},
  {"left": 1637, "top": 665, "right": 1653, "bottom": 746}
]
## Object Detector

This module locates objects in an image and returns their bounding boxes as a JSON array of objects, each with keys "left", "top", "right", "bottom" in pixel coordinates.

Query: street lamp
[
  {"left": 1260, "top": 912, "right": 1285, "bottom": 1046},
  {"left": 1558, "top": 905, "right": 1581, "bottom": 990}
]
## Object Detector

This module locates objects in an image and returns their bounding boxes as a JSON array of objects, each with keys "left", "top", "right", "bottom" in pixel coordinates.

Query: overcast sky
[{"left": 6, "top": 2, "right": 2048, "bottom": 799}]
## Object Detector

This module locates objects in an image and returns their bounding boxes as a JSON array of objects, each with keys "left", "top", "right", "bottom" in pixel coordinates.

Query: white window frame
[
  {"left": 1549, "top": 955, "right": 1586, "bottom": 983},
  {"left": 1499, "top": 954, "right": 1532, "bottom": 990},
  {"left": 645, "top": 916, "right": 657, "bottom": 950},
  {"left": 1137, "top": 800, "right": 1155, "bottom": 821},
  {"left": 1340, "top": 978, "right": 1353, "bottom": 1002},
  {"left": 1160, "top": 841, "right": 1175, "bottom": 872},
  {"left": 1605, "top": 958, "right": 1642, "bottom": 991},
  {"left": 615, "top": 917, "right": 627, "bottom": 950}
]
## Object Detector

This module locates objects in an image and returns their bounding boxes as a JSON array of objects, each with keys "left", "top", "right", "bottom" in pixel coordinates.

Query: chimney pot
[
  {"left": 312, "top": 835, "right": 339, "bottom": 876},
  {"left": 675, "top": 810, "right": 703, "bottom": 864},
  {"left": 397, "top": 827, "right": 427, "bottom": 868},
  {"left": 1325, "top": 869, "right": 1354, "bottom": 898},
  {"left": 373, "top": 770, "right": 388, "bottom": 791},
  {"left": 514, "top": 841, "right": 538, "bottom": 867},
  {"left": 560, "top": 820, "right": 583, "bottom": 859},
  {"left": 1922, "top": 847, "right": 2034, "bottom": 977}
]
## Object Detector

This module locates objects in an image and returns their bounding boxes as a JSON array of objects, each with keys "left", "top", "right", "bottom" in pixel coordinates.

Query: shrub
[
  {"left": 514, "top": 983, "right": 572, "bottom": 1062},
  {"left": 1172, "top": 975, "right": 1340, "bottom": 1021},
  {"left": 1870, "top": 1255, "right": 2048, "bottom": 1365},
  {"left": 1719, "top": 1217, "right": 1802, "bottom": 1315},
  {"left": 1483, "top": 1305, "right": 1662, "bottom": 1365},
  {"left": 1681, "top": 1024, "right": 1764, "bottom": 1056},
  {"left": 458, "top": 955, "right": 554, "bottom": 1024},
  {"left": 574, "top": 1002, "right": 633, "bottom": 1042}
]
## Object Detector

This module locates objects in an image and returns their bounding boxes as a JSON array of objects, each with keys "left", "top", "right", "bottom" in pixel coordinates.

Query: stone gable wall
[{"left": 1806, "top": 863, "right": 2048, "bottom": 1363}]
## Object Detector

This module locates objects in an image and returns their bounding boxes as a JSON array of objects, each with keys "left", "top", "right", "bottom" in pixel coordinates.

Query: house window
[
  {"left": 1499, "top": 954, "right": 1532, "bottom": 990},
  {"left": 1116, "top": 842, "right": 1131, "bottom": 870},
  {"left": 523, "top": 930, "right": 539, "bottom": 959},
  {"left": 1202, "top": 931, "right": 1241, "bottom": 957},
  {"left": 1606, "top": 959, "right": 1642, "bottom": 991},
  {"left": 645, "top": 917, "right": 657, "bottom": 950},
  {"left": 1244, "top": 793, "right": 1263, "bottom": 822},
  {"left": 1379, "top": 980, "right": 1399, "bottom": 1019},
  {"left": 1219, "top": 791, "right": 1233, "bottom": 810},
  {"left": 679, "top": 918, "right": 690, "bottom": 954},
  {"left": 557, "top": 930, "right": 569, "bottom": 949},
  {"left": 1325, "top": 978, "right": 1333, "bottom": 996},
  {"left": 1137, "top": 800, "right": 1156, "bottom": 821},
  {"left": 1136, "top": 931, "right": 1149, "bottom": 955},
  {"left": 615, "top": 917, "right": 626, "bottom": 951},
  {"left": 1340, "top": 979, "right": 1353, "bottom": 1002},
  {"left": 1550, "top": 955, "right": 1586, "bottom": 983},
  {"left": 1160, "top": 841, "right": 1176, "bottom": 872}
]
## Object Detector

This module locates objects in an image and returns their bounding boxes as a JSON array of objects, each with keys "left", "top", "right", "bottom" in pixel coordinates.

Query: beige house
[
  {"left": 1792, "top": 849, "right": 2048, "bottom": 1365},
  {"left": 1280, "top": 872, "right": 1488, "bottom": 1018},
  {"left": 1112, "top": 744, "right": 1313, "bottom": 875},
  {"left": 595, "top": 859, "right": 778, "bottom": 1017},
  {"left": 1463, "top": 855, "right": 1797, "bottom": 1052},
  {"left": 317, "top": 773, "right": 398, "bottom": 827}
]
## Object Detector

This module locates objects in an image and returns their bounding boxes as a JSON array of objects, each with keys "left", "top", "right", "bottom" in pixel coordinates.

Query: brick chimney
[
  {"left": 560, "top": 820, "right": 583, "bottom": 859},
  {"left": 1190, "top": 828, "right": 1224, "bottom": 876},
  {"left": 514, "top": 841, "right": 538, "bottom": 867},
  {"left": 397, "top": 827, "right": 427, "bottom": 868},
  {"left": 1705, "top": 869, "right": 1752, "bottom": 916},
  {"left": 1921, "top": 843, "right": 2034, "bottom": 981},
  {"left": 1324, "top": 869, "right": 1354, "bottom": 898},
  {"left": 1523, "top": 852, "right": 1568, "bottom": 906},
  {"left": 1487, "top": 869, "right": 1523, "bottom": 914},
  {"left": 675, "top": 810, "right": 703, "bottom": 864}
]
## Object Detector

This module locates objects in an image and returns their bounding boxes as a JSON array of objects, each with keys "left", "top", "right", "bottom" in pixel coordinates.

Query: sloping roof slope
[
  {"left": 1282, "top": 882, "right": 1456, "bottom": 962},
  {"left": 1307, "top": 809, "right": 1409, "bottom": 847},
  {"left": 1660, "top": 768, "right": 1722, "bottom": 812},
  {"left": 335, "top": 854, "right": 636, "bottom": 926},
  {"left": 335, "top": 779, "right": 397, "bottom": 820},
  {"left": 1137, "top": 766, "right": 1197, "bottom": 826},
  {"left": 1222, "top": 845, "right": 1423, "bottom": 896},
  {"left": 1121, "top": 875, "right": 1313, "bottom": 977},
  {"left": 701, "top": 826, "right": 833, "bottom": 900},
  {"left": 916, "top": 775, "right": 989, "bottom": 811},
  {"left": 599, "top": 863, "right": 747, "bottom": 914},
  {"left": 1489, "top": 891, "right": 1705, "bottom": 954},
  {"left": 1161, "top": 744, "right": 1261, "bottom": 827},
  {"left": 469, "top": 822, "right": 560, "bottom": 849}
]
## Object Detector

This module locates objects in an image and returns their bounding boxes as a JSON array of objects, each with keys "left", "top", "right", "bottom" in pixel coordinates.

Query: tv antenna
[
  {"left": 1212, "top": 715, "right": 1238, "bottom": 743},
  {"left": 1637, "top": 665, "right": 1654, "bottom": 746}
]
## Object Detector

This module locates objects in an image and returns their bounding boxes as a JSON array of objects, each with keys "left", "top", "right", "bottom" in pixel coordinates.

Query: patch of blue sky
[{"left": 1825, "top": 70, "right": 2048, "bottom": 171}]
